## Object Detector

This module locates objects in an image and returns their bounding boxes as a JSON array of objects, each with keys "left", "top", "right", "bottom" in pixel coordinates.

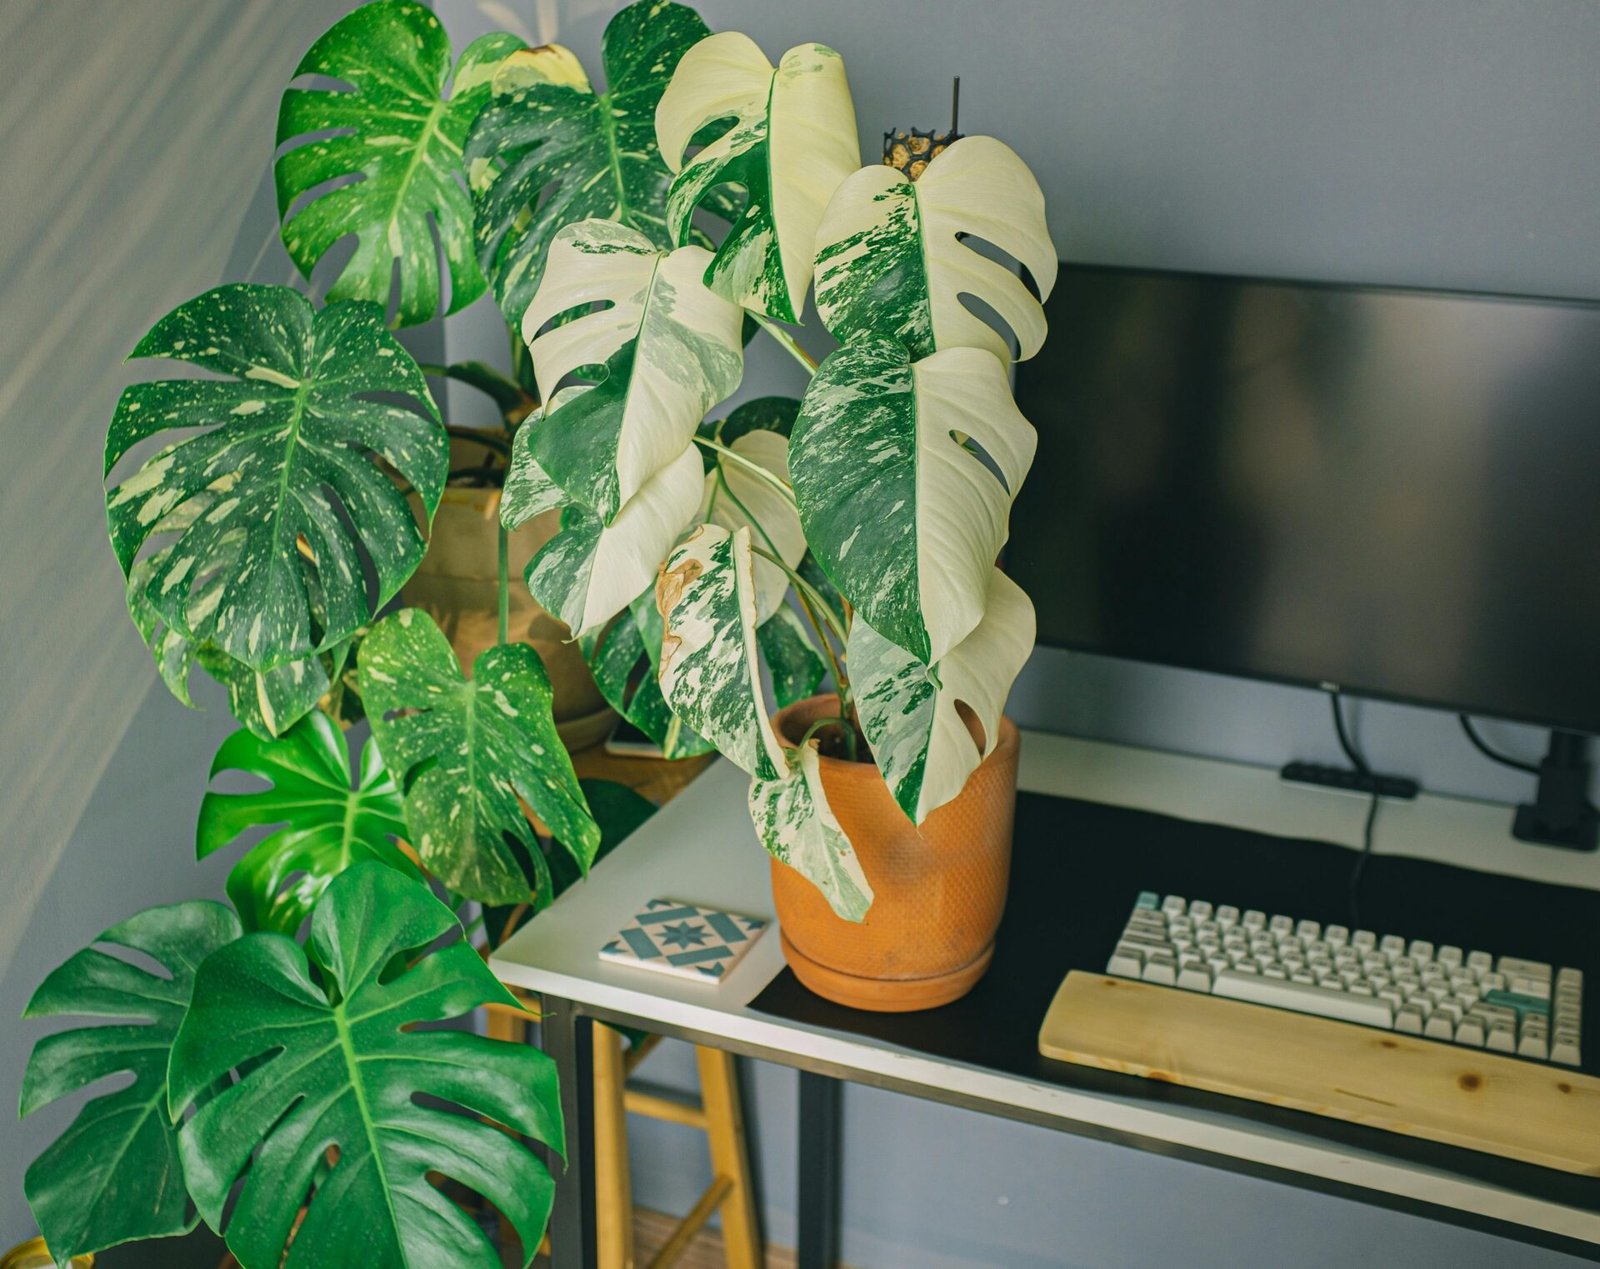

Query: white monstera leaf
[
  {"left": 656, "top": 32, "right": 860, "bottom": 323},
  {"left": 519, "top": 219, "right": 745, "bottom": 523},
  {"left": 699, "top": 398, "right": 806, "bottom": 623},
  {"left": 656, "top": 524, "right": 872, "bottom": 921},
  {"left": 850, "top": 568, "right": 1034, "bottom": 824},
  {"left": 503, "top": 431, "right": 704, "bottom": 635},
  {"left": 790, "top": 338, "right": 1037, "bottom": 665},
  {"left": 813, "top": 136, "right": 1058, "bottom": 363}
]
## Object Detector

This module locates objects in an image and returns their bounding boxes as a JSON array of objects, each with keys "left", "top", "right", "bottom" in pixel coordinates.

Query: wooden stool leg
[
  {"left": 694, "top": 1047, "right": 762, "bottom": 1269},
  {"left": 594, "top": 1024, "right": 635, "bottom": 1269}
]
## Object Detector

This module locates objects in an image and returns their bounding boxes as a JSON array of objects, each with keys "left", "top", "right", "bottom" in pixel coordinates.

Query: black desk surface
[{"left": 751, "top": 790, "right": 1600, "bottom": 1214}]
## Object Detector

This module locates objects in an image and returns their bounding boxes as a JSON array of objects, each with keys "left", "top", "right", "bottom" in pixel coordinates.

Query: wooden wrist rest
[{"left": 1038, "top": 971, "right": 1600, "bottom": 1175}]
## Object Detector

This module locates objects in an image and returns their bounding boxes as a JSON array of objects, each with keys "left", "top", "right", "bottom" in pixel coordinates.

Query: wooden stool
[{"left": 486, "top": 1000, "right": 761, "bottom": 1268}]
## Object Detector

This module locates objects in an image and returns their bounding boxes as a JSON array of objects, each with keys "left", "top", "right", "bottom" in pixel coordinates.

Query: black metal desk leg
[
  {"left": 542, "top": 995, "right": 597, "bottom": 1269},
  {"left": 797, "top": 1070, "right": 842, "bottom": 1269}
]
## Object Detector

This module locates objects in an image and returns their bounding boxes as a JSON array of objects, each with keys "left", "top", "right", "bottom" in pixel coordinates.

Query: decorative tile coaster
[{"left": 599, "top": 898, "right": 770, "bottom": 983}]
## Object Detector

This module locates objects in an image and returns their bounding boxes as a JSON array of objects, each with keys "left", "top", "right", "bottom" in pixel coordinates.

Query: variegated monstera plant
[
  {"left": 501, "top": 31, "right": 1056, "bottom": 920},
  {"left": 18, "top": 2, "right": 1052, "bottom": 1266}
]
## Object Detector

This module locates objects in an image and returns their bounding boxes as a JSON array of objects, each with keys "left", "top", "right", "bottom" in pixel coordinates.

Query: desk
[{"left": 491, "top": 732, "right": 1600, "bottom": 1267}]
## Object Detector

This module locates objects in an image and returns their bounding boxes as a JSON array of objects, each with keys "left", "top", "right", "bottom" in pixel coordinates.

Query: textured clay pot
[
  {"left": 768, "top": 694, "right": 1020, "bottom": 1012},
  {"left": 402, "top": 486, "right": 615, "bottom": 750}
]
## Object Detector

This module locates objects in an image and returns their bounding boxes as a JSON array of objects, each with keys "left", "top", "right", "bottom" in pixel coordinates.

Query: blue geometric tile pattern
[{"left": 599, "top": 898, "right": 770, "bottom": 982}]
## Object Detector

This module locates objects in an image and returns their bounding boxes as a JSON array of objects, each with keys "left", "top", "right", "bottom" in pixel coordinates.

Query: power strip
[{"left": 1280, "top": 760, "right": 1418, "bottom": 801}]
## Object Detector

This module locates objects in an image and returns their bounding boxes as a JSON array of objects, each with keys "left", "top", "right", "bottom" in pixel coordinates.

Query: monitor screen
[{"left": 1008, "top": 264, "right": 1600, "bottom": 735}]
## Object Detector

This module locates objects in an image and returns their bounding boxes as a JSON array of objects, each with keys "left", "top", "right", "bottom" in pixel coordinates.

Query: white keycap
[
  {"left": 1142, "top": 958, "right": 1178, "bottom": 986},
  {"left": 1380, "top": 934, "right": 1405, "bottom": 958},
  {"left": 1454, "top": 1019, "right": 1485, "bottom": 1047},
  {"left": 1107, "top": 946, "right": 1144, "bottom": 977},
  {"left": 1188, "top": 900, "right": 1213, "bottom": 920},
  {"left": 1324, "top": 924, "right": 1349, "bottom": 947},
  {"left": 1395, "top": 1008, "right": 1424, "bottom": 1035},
  {"left": 1408, "top": 939, "right": 1434, "bottom": 962},
  {"left": 1295, "top": 919, "right": 1321, "bottom": 941},
  {"left": 1352, "top": 929, "right": 1377, "bottom": 951},
  {"left": 1486, "top": 1026, "right": 1516, "bottom": 1054},
  {"left": 1510, "top": 975, "right": 1551, "bottom": 1000},
  {"left": 1552, "top": 1037, "right": 1582, "bottom": 1067},
  {"left": 1243, "top": 910, "right": 1266, "bottom": 930},
  {"left": 1162, "top": 895, "right": 1187, "bottom": 916},
  {"left": 1216, "top": 905, "right": 1240, "bottom": 927},
  {"left": 1467, "top": 950, "right": 1493, "bottom": 974},
  {"left": 1518, "top": 1032, "right": 1549, "bottom": 1061},
  {"left": 1269, "top": 914, "right": 1293, "bottom": 937},
  {"left": 1177, "top": 962, "right": 1213, "bottom": 992},
  {"left": 1498, "top": 956, "right": 1552, "bottom": 981},
  {"left": 1557, "top": 967, "right": 1584, "bottom": 991},
  {"left": 1213, "top": 969, "right": 1393, "bottom": 1027},
  {"left": 1424, "top": 1014, "right": 1454, "bottom": 1041},
  {"left": 1437, "top": 945, "right": 1463, "bottom": 969}
]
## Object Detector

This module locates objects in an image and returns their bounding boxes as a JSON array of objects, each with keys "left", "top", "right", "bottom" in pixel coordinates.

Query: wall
[
  {"left": 0, "top": 0, "right": 375, "bottom": 1246},
  {"left": 430, "top": 1, "right": 1600, "bottom": 1265}
]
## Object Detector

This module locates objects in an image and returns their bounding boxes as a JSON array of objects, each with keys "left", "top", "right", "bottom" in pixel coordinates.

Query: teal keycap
[
  {"left": 1483, "top": 989, "right": 1551, "bottom": 1021},
  {"left": 1135, "top": 891, "right": 1161, "bottom": 910}
]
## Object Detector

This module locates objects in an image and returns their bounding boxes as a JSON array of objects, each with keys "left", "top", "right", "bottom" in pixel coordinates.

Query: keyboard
[{"left": 1106, "top": 891, "right": 1583, "bottom": 1067}]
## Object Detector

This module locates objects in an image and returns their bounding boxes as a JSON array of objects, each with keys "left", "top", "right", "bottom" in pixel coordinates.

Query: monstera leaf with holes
[
  {"left": 106, "top": 284, "right": 446, "bottom": 674},
  {"left": 19, "top": 901, "right": 241, "bottom": 1262},
  {"left": 657, "top": 524, "right": 871, "bottom": 919},
  {"left": 657, "top": 32, "right": 860, "bottom": 322},
  {"left": 360, "top": 608, "right": 598, "bottom": 906},
  {"left": 126, "top": 522, "right": 355, "bottom": 738},
  {"left": 467, "top": 0, "right": 730, "bottom": 323},
  {"left": 275, "top": 0, "right": 524, "bottom": 327},
  {"left": 850, "top": 568, "right": 1035, "bottom": 824},
  {"left": 500, "top": 218, "right": 744, "bottom": 634},
  {"left": 197, "top": 711, "right": 416, "bottom": 935},
  {"left": 790, "top": 337, "right": 1037, "bottom": 666},
  {"left": 814, "top": 136, "right": 1058, "bottom": 364},
  {"left": 168, "top": 862, "right": 561, "bottom": 1269}
]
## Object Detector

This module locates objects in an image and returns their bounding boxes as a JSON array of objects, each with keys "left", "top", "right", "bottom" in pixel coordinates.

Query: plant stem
[
  {"left": 446, "top": 425, "right": 512, "bottom": 456},
  {"left": 751, "top": 544, "right": 851, "bottom": 706},
  {"left": 796, "top": 714, "right": 858, "bottom": 762},
  {"left": 497, "top": 520, "right": 510, "bottom": 646},
  {"left": 753, "top": 313, "right": 820, "bottom": 374},
  {"left": 693, "top": 435, "right": 797, "bottom": 504}
]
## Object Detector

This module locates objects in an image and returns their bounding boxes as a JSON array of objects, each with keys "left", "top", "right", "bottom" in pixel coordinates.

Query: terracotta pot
[
  {"left": 402, "top": 486, "right": 615, "bottom": 750},
  {"left": 768, "top": 694, "right": 1020, "bottom": 1012}
]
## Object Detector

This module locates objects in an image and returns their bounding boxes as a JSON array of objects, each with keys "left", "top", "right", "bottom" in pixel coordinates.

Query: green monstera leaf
[
  {"left": 197, "top": 711, "right": 416, "bottom": 935},
  {"left": 813, "top": 136, "right": 1058, "bottom": 364},
  {"left": 168, "top": 862, "right": 561, "bottom": 1269},
  {"left": 126, "top": 523, "right": 354, "bottom": 739},
  {"left": 19, "top": 901, "right": 241, "bottom": 1262},
  {"left": 276, "top": 0, "right": 523, "bottom": 326},
  {"left": 850, "top": 568, "right": 1034, "bottom": 824},
  {"left": 657, "top": 524, "right": 871, "bottom": 919},
  {"left": 790, "top": 337, "right": 1036, "bottom": 666},
  {"left": 106, "top": 284, "right": 447, "bottom": 674},
  {"left": 467, "top": 0, "right": 724, "bottom": 323},
  {"left": 360, "top": 608, "right": 599, "bottom": 906},
  {"left": 657, "top": 32, "right": 860, "bottom": 323},
  {"left": 582, "top": 590, "right": 716, "bottom": 760}
]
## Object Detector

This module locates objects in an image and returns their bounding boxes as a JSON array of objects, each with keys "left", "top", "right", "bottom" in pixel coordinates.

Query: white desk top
[{"left": 492, "top": 731, "right": 1600, "bottom": 1249}]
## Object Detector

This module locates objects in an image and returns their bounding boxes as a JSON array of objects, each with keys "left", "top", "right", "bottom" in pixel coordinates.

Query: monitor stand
[{"left": 1513, "top": 730, "right": 1598, "bottom": 852}]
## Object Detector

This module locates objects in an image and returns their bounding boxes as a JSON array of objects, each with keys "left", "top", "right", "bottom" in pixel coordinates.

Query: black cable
[
  {"left": 1330, "top": 691, "right": 1381, "bottom": 927},
  {"left": 1331, "top": 691, "right": 1369, "bottom": 775},
  {"left": 1458, "top": 713, "right": 1540, "bottom": 776}
]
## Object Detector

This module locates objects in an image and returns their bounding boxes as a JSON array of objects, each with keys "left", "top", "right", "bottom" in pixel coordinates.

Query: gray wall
[
  {"left": 4, "top": 0, "right": 1594, "bottom": 1263},
  {"left": 0, "top": 0, "right": 368, "bottom": 1246},
  {"left": 432, "top": 0, "right": 1600, "bottom": 1265}
]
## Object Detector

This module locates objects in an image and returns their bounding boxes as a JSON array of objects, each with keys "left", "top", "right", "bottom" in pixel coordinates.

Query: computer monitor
[{"left": 1008, "top": 263, "right": 1600, "bottom": 737}]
